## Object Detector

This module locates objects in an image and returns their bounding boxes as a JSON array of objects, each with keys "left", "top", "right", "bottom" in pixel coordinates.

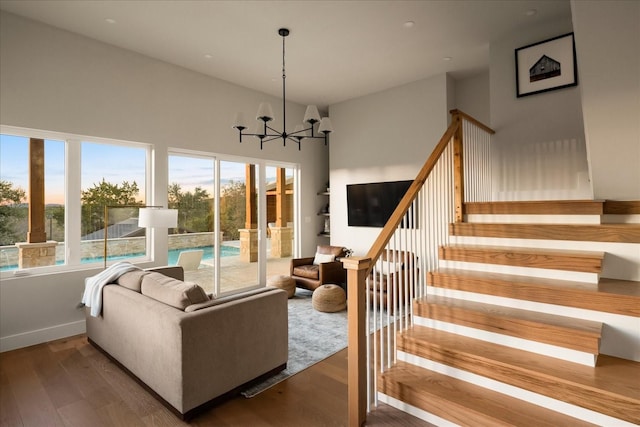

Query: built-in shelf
[{"left": 318, "top": 190, "right": 330, "bottom": 237}]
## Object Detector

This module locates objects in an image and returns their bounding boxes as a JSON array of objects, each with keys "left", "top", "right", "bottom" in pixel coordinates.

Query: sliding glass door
[{"left": 168, "top": 153, "right": 297, "bottom": 296}]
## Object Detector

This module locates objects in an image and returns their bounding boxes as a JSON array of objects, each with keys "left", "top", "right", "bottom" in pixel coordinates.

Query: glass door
[
  {"left": 265, "top": 165, "right": 295, "bottom": 278},
  {"left": 167, "top": 154, "right": 215, "bottom": 293}
]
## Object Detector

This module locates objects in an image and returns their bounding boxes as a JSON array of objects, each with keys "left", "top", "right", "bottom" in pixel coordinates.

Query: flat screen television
[{"left": 347, "top": 180, "right": 413, "bottom": 227}]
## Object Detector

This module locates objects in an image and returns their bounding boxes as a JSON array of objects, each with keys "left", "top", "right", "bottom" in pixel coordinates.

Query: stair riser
[
  {"left": 397, "top": 351, "right": 638, "bottom": 427},
  {"left": 426, "top": 286, "right": 640, "bottom": 363},
  {"left": 414, "top": 302, "right": 600, "bottom": 354}
]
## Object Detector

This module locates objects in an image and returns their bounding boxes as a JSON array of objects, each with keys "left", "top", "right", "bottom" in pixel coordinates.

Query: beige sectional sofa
[{"left": 85, "top": 266, "right": 288, "bottom": 419}]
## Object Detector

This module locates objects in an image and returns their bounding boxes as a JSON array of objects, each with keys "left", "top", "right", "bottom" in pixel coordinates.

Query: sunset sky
[{"left": 1, "top": 134, "right": 281, "bottom": 206}]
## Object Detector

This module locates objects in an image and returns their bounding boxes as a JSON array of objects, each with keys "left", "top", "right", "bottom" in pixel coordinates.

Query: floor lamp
[{"left": 104, "top": 205, "right": 178, "bottom": 269}]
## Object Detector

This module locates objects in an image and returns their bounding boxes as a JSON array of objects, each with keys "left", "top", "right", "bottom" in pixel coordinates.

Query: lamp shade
[
  {"left": 138, "top": 208, "right": 178, "bottom": 228},
  {"left": 318, "top": 117, "right": 333, "bottom": 134},
  {"left": 256, "top": 102, "right": 274, "bottom": 122},
  {"left": 233, "top": 112, "right": 247, "bottom": 130},
  {"left": 303, "top": 105, "right": 321, "bottom": 124}
]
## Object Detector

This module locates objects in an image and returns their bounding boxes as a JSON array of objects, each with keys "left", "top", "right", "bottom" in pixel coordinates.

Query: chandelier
[{"left": 233, "top": 28, "right": 333, "bottom": 150}]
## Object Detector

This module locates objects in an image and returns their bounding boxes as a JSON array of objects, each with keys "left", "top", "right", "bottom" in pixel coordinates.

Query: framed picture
[{"left": 515, "top": 32, "right": 577, "bottom": 97}]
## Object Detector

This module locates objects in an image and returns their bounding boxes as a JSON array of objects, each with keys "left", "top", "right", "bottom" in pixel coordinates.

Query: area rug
[{"left": 241, "top": 289, "right": 349, "bottom": 397}]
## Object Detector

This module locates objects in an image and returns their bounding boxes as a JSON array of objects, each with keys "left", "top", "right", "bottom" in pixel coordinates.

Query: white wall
[
  {"left": 455, "top": 71, "right": 490, "bottom": 125},
  {"left": 571, "top": 0, "right": 640, "bottom": 200},
  {"left": 0, "top": 12, "right": 328, "bottom": 351},
  {"left": 328, "top": 74, "right": 450, "bottom": 256},
  {"left": 489, "top": 17, "right": 592, "bottom": 201}
]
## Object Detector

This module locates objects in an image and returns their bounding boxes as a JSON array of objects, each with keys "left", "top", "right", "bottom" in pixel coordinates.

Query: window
[
  {"left": 1, "top": 127, "right": 150, "bottom": 277},
  {"left": 1, "top": 134, "right": 65, "bottom": 271},
  {"left": 81, "top": 141, "right": 148, "bottom": 265}
]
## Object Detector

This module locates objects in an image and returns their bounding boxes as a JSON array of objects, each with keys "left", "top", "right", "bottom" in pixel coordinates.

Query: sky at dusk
[{"left": 1, "top": 134, "right": 286, "bottom": 206}]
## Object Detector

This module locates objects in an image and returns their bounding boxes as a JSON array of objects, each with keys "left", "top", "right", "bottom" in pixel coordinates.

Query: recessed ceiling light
[
  {"left": 105, "top": 18, "right": 116, "bottom": 24},
  {"left": 403, "top": 21, "right": 415, "bottom": 28},
  {"left": 443, "top": 57, "right": 452, "bottom": 61},
  {"left": 204, "top": 54, "right": 213, "bottom": 59},
  {"left": 526, "top": 9, "right": 537, "bottom": 16}
]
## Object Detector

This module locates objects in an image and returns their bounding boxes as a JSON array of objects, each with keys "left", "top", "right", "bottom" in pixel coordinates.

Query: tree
[
  {"left": 81, "top": 179, "right": 142, "bottom": 235},
  {"left": 219, "top": 181, "right": 246, "bottom": 240},
  {"left": 168, "top": 183, "right": 212, "bottom": 233},
  {"left": 0, "top": 180, "right": 26, "bottom": 245}
]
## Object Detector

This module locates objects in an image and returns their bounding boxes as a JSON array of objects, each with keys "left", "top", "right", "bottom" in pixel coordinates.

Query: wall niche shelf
[{"left": 318, "top": 190, "right": 330, "bottom": 237}]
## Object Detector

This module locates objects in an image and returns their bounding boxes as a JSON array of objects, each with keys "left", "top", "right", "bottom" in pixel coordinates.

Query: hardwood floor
[{"left": 0, "top": 335, "right": 432, "bottom": 427}]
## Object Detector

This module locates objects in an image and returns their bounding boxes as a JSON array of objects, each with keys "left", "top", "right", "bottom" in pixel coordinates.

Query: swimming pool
[
  {"left": 0, "top": 245, "right": 239, "bottom": 271},
  {"left": 167, "top": 245, "right": 239, "bottom": 265}
]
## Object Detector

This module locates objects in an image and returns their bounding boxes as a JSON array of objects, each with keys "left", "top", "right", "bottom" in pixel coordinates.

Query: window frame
[{"left": 0, "top": 125, "right": 153, "bottom": 279}]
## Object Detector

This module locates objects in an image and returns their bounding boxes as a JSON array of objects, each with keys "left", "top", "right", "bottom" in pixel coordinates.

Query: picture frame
[{"left": 515, "top": 32, "right": 577, "bottom": 98}]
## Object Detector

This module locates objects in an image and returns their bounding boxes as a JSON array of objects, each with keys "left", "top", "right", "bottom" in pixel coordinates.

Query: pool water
[
  {"left": 0, "top": 245, "right": 239, "bottom": 271},
  {"left": 167, "top": 245, "right": 239, "bottom": 265}
]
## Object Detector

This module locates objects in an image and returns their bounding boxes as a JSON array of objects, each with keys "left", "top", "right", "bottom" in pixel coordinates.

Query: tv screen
[{"left": 347, "top": 180, "right": 413, "bottom": 227}]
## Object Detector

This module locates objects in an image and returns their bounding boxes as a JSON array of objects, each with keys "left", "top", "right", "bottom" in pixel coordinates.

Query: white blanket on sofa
[{"left": 82, "top": 261, "right": 141, "bottom": 317}]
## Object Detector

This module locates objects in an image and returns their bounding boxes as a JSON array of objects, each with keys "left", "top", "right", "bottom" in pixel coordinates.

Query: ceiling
[{"left": 0, "top": 0, "right": 572, "bottom": 110}]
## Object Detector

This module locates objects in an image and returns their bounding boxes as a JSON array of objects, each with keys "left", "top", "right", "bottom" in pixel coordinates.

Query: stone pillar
[
  {"left": 15, "top": 241, "right": 58, "bottom": 269},
  {"left": 239, "top": 228, "right": 258, "bottom": 263},
  {"left": 270, "top": 226, "right": 292, "bottom": 258}
]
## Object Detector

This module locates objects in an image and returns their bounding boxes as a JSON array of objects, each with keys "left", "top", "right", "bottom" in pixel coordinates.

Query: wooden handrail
[
  {"left": 348, "top": 110, "right": 494, "bottom": 427},
  {"left": 365, "top": 119, "right": 459, "bottom": 269},
  {"left": 449, "top": 109, "right": 495, "bottom": 135}
]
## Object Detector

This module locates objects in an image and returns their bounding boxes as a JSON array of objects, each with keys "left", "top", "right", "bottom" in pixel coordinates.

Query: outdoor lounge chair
[{"left": 176, "top": 249, "right": 204, "bottom": 271}]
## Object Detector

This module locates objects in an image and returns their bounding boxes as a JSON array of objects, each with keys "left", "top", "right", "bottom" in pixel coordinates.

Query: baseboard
[{"left": 0, "top": 319, "right": 86, "bottom": 353}]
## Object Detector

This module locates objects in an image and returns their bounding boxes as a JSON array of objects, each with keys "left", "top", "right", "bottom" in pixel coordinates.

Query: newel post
[
  {"left": 451, "top": 111, "right": 465, "bottom": 223},
  {"left": 342, "top": 256, "right": 371, "bottom": 427}
]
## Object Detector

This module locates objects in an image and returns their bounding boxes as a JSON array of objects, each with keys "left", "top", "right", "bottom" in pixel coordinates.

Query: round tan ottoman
[
  {"left": 267, "top": 275, "right": 296, "bottom": 298},
  {"left": 312, "top": 284, "right": 347, "bottom": 312}
]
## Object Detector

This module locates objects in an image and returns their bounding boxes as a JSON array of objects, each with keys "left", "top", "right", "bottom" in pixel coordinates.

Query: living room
[{"left": 1, "top": 1, "right": 639, "bottom": 425}]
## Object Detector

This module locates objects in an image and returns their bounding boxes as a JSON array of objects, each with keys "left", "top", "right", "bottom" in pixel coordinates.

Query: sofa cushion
[
  {"left": 317, "top": 245, "right": 346, "bottom": 258},
  {"left": 313, "top": 252, "right": 335, "bottom": 265},
  {"left": 292, "top": 264, "right": 319, "bottom": 280},
  {"left": 141, "top": 272, "right": 209, "bottom": 310},
  {"left": 116, "top": 270, "right": 149, "bottom": 292}
]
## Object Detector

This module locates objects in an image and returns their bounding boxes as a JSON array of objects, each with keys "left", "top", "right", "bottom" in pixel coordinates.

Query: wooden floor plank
[{"left": 0, "top": 335, "right": 429, "bottom": 427}]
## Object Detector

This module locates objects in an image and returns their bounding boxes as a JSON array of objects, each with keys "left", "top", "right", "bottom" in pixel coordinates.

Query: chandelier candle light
[{"left": 233, "top": 28, "right": 333, "bottom": 150}]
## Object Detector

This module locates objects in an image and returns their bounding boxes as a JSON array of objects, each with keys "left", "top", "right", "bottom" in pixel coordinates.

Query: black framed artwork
[{"left": 515, "top": 32, "right": 578, "bottom": 98}]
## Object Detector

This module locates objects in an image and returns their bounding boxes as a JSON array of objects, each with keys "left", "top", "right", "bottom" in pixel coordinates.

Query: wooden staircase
[{"left": 377, "top": 200, "right": 640, "bottom": 426}]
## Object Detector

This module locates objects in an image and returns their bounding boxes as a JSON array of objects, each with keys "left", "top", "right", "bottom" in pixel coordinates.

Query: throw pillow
[
  {"left": 141, "top": 272, "right": 209, "bottom": 310},
  {"left": 313, "top": 252, "right": 335, "bottom": 265}
]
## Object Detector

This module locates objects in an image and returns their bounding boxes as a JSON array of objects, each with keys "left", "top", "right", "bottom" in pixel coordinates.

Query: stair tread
[
  {"left": 429, "top": 269, "right": 640, "bottom": 317},
  {"left": 440, "top": 244, "right": 604, "bottom": 272},
  {"left": 465, "top": 200, "right": 605, "bottom": 215},
  {"left": 450, "top": 222, "right": 640, "bottom": 243},
  {"left": 398, "top": 326, "right": 640, "bottom": 424},
  {"left": 416, "top": 294, "right": 602, "bottom": 348},
  {"left": 432, "top": 268, "right": 640, "bottom": 297},
  {"left": 379, "top": 361, "right": 598, "bottom": 427}
]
